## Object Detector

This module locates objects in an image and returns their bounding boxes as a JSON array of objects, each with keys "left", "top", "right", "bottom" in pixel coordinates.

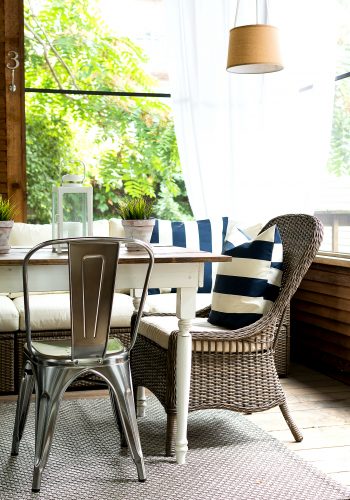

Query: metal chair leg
[
  {"left": 279, "top": 402, "right": 303, "bottom": 442},
  {"left": 99, "top": 362, "right": 146, "bottom": 482},
  {"left": 31, "top": 365, "right": 75, "bottom": 492},
  {"left": 109, "top": 388, "right": 127, "bottom": 448},
  {"left": 11, "top": 361, "right": 35, "bottom": 456}
]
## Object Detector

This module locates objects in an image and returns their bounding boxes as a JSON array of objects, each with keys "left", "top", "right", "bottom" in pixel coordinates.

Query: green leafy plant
[
  {"left": 0, "top": 196, "right": 17, "bottom": 221},
  {"left": 24, "top": 0, "right": 192, "bottom": 223},
  {"left": 116, "top": 196, "right": 155, "bottom": 220}
]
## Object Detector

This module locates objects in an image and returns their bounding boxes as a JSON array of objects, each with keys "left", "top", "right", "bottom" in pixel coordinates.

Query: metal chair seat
[{"left": 28, "top": 337, "right": 125, "bottom": 359}]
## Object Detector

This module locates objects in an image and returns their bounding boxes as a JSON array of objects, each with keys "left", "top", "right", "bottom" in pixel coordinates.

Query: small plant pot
[
  {"left": 0, "top": 220, "right": 14, "bottom": 254},
  {"left": 122, "top": 219, "right": 155, "bottom": 251}
]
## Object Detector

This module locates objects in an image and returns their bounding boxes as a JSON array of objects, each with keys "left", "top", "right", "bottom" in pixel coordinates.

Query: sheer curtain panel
[{"left": 165, "top": 0, "right": 335, "bottom": 224}]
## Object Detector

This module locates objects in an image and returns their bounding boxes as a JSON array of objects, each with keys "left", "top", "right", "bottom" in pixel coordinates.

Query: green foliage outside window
[
  {"left": 327, "top": 0, "right": 350, "bottom": 177},
  {"left": 24, "top": 0, "right": 192, "bottom": 223}
]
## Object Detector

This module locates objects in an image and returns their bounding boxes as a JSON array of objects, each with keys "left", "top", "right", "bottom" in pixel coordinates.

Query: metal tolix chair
[{"left": 11, "top": 237, "right": 154, "bottom": 493}]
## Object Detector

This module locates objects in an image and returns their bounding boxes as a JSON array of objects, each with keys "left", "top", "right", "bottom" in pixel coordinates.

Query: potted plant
[
  {"left": 117, "top": 196, "right": 155, "bottom": 250},
  {"left": 0, "top": 196, "right": 17, "bottom": 254}
]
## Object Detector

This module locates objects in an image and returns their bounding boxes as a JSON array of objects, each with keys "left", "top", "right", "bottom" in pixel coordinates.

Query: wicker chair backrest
[{"left": 261, "top": 214, "right": 323, "bottom": 316}]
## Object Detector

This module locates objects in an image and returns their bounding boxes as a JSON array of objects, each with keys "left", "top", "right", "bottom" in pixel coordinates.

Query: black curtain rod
[
  {"left": 25, "top": 87, "right": 171, "bottom": 98},
  {"left": 299, "top": 70, "right": 350, "bottom": 92},
  {"left": 26, "top": 72, "right": 350, "bottom": 97},
  {"left": 336, "top": 71, "right": 350, "bottom": 81}
]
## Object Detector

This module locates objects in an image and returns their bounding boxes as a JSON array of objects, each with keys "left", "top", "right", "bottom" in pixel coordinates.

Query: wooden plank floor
[
  {"left": 247, "top": 362, "right": 350, "bottom": 487},
  {"left": 1, "top": 362, "right": 349, "bottom": 487}
]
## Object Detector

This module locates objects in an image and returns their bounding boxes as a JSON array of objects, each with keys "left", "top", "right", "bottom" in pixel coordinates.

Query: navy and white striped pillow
[
  {"left": 150, "top": 217, "right": 229, "bottom": 294},
  {"left": 208, "top": 225, "right": 283, "bottom": 329}
]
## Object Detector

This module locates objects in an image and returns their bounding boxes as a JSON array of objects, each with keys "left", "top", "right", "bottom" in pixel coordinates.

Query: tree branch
[
  {"left": 26, "top": 0, "right": 79, "bottom": 89},
  {"left": 24, "top": 21, "right": 64, "bottom": 90}
]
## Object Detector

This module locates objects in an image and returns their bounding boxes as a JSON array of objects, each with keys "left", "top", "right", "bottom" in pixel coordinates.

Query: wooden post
[{"left": 2, "top": 0, "right": 26, "bottom": 221}]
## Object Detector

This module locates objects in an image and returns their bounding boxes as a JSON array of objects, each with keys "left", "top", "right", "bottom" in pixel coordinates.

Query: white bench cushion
[
  {"left": 108, "top": 218, "right": 125, "bottom": 238},
  {"left": 139, "top": 316, "right": 265, "bottom": 352},
  {"left": 9, "top": 223, "right": 52, "bottom": 247},
  {"left": 93, "top": 220, "right": 110, "bottom": 236},
  {"left": 145, "top": 293, "right": 212, "bottom": 314},
  {"left": 13, "top": 292, "right": 134, "bottom": 331},
  {"left": 9, "top": 220, "right": 109, "bottom": 247},
  {"left": 0, "top": 296, "right": 19, "bottom": 332}
]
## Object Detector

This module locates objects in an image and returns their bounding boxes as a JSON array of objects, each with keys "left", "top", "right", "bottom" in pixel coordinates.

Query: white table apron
[{"left": 0, "top": 259, "right": 203, "bottom": 465}]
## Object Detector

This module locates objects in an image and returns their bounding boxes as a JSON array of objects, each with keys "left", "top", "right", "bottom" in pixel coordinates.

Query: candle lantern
[{"left": 52, "top": 173, "right": 93, "bottom": 253}]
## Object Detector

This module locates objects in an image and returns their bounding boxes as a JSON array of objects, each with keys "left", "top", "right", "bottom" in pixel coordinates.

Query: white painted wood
[
  {"left": 0, "top": 263, "right": 203, "bottom": 294},
  {"left": 117, "top": 262, "right": 203, "bottom": 290},
  {"left": 136, "top": 386, "right": 147, "bottom": 418},
  {"left": 175, "top": 287, "right": 197, "bottom": 464},
  {"left": 131, "top": 289, "right": 147, "bottom": 417}
]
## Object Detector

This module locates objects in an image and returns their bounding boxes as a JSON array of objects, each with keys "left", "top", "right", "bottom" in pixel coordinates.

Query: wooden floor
[
  {"left": 1, "top": 362, "right": 349, "bottom": 488},
  {"left": 248, "top": 363, "right": 350, "bottom": 488}
]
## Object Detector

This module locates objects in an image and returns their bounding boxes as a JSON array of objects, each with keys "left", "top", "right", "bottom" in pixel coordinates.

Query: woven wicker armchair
[{"left": 131, "top": 214, "right": 324, "bottom": 456}]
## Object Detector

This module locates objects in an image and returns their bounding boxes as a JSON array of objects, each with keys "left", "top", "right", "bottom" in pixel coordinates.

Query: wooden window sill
[{"left": 314, "top": 254, "right": 350, "bottom": 268}]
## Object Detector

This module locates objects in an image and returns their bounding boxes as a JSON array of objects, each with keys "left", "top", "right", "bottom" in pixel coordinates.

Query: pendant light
[{"left": 227, "top": 0, "right": 283, "bottom": 74}]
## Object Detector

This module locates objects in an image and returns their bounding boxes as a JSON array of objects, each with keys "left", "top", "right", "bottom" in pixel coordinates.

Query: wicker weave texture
[
  {"left": 0, "top": 312, "right": 288, "bottom": 395},
  {"left": 132, "top": 214, "right": 324, "bottom": 453},
  {"left": 0, "top": 333, "right": 15, "bottom": 393}
]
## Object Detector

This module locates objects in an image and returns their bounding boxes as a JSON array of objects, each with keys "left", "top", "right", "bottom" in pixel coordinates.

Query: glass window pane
[
  {"left": 24, "top": 0, "right": 192, "bottom": 223},
  {"left": 316, "top": 0, "right": 350, "bottom": 254},
  {"left": 24, "top": 0, "right": 170, "bottom": 93},
  {"left": 25, "top": 93, "right": 190, "bottom": 223}
]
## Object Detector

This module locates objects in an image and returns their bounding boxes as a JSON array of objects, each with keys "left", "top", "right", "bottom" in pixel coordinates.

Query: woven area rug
[{"left": 0, "top": 396, "right": 349, "bottom": 500}]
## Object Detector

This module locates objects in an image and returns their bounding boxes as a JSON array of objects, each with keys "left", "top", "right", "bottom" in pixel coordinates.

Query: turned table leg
[{"left": 175, "top": 287, "right": 196, "bottom": 464}]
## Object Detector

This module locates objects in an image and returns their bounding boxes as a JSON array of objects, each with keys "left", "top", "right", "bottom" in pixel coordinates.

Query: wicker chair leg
[
  {"left": 165, "top": 413, "right": 177, "bottom": 457},
  {"left": 279, "top": 403, "right": 303, "bottom": 442}
]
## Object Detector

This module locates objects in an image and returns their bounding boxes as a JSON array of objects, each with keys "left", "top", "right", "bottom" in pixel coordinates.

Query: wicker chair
[{"left": 131, "top": 214, "right": 324, "bottom": 456}]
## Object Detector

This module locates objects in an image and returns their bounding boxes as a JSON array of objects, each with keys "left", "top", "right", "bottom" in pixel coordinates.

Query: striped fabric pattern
[
  {"left": 208, "top": 225, "right": 283, "bottom": 329},
  {"left": 150, "top": 217, "right": 229, "bottom": 294}
]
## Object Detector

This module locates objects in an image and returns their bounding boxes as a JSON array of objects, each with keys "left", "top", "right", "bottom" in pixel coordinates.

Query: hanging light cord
[
  {"left": 234, "top": 0, "right": 240, "bottom": 28},
  {"left": 235, "top": 0, "right": 270, "bottom": 28}
]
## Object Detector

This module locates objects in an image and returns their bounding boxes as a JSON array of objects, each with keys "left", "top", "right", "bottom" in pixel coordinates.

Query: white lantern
[{"left": 52, "top": 174, "right": 93, "bottom": 253}]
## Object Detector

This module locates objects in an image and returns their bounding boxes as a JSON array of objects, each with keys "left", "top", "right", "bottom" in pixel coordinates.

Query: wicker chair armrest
[
  {"left": 190, "top": 303, "right": 284, "bottom": 342},
  {"left": 141, "top": 311, "right": 176, "bottom": 318},
  {"left": 140, "top": 305, "right": 212, "bottom": 319},
  {"left": 141, "top": 302, "right": 284, "bottom": 341}
]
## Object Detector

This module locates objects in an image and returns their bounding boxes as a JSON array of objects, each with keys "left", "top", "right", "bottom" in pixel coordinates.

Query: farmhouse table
[{"left": 0, "top": 245, "right": 230, "bottom": 465}]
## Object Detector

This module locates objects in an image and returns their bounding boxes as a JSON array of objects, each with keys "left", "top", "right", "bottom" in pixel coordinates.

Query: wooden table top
[{"left": 0, "top": 245, "right": 231, "bottom": 266}]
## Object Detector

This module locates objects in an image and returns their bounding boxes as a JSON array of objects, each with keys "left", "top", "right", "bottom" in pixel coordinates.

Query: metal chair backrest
[{"left": 23, "top": 237, "right": 154, "bottom": 360}]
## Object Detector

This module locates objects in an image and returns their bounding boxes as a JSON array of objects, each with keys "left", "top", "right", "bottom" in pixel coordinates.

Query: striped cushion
[
  {"left": 150, "top": 217, "right": 229, "bottom": 294},
  {"left": 208, "top": 225, "right": 283, "bottom": 329}
]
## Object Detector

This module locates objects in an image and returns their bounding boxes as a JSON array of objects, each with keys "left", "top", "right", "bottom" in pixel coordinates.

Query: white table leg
[
  {"left": 131, "top": 289, "right": 147, "bottom": 417},
  {"left": 136, "top": 386, "right": 147, "bottom": 417},
  {"left": 175, "top": 287, "right": 196, "bottom": 464}
]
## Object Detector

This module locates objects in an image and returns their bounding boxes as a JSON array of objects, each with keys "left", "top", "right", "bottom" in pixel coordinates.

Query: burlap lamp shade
[{"left": 227, "top": 24, "right": 283, "bottom": 74}]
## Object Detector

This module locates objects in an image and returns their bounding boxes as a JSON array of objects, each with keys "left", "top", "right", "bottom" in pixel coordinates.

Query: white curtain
[{"left": 165, "top": 0, "right": 336, "bottom": 225}]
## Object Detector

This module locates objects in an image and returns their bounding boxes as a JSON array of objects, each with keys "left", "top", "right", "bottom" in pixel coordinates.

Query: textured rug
[{"left": 0, "top": 396, "right": 349, "bottom": 500}]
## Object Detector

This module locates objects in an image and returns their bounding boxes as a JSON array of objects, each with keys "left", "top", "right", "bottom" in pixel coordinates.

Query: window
[
  {"left": 24, "top": 0, "right": 192, "bottom": 223},
  {"left": 316, "top": 0, "right": 350, "bottom": 255}
]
